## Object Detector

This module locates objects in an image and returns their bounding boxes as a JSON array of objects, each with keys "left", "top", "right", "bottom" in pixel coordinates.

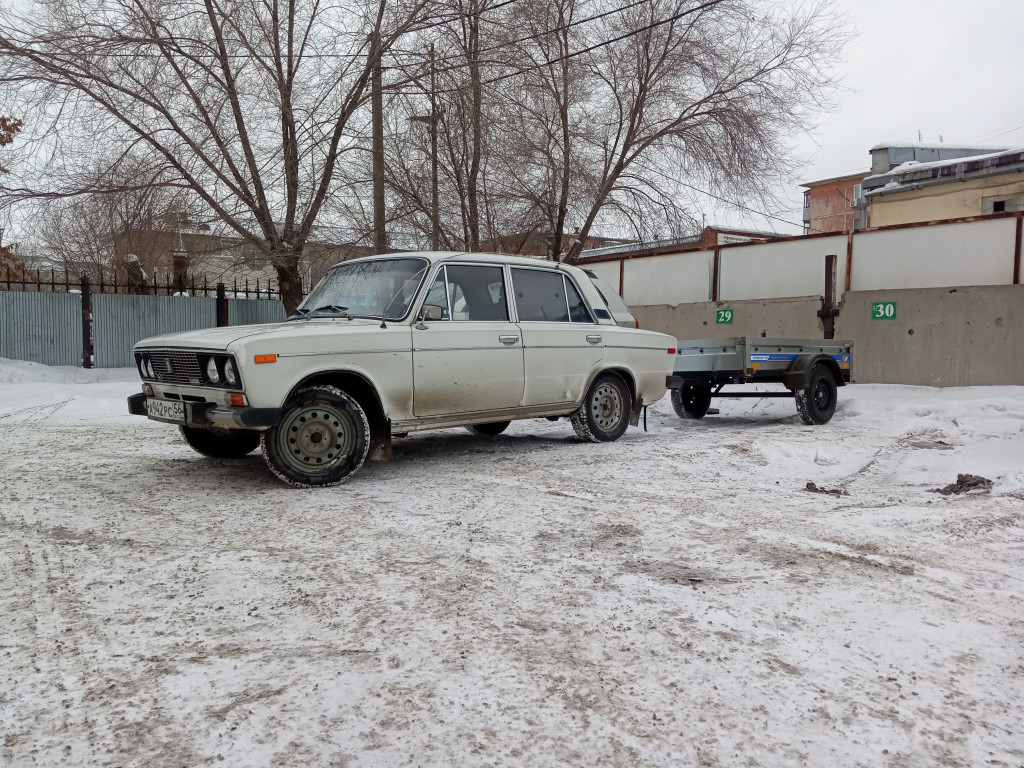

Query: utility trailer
[{"left": 667, "top": 337, "right": 853, "bottom": 425}]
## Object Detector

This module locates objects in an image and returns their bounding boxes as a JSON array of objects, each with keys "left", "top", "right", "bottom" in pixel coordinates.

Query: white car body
[{"left": 129, "top": 252, "right": 676, "bottom": 485}]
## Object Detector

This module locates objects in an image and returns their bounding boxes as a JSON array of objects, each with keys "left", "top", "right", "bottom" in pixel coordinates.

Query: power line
[
  {"left": 678, "top": 181, "right": 808, "bottom": 232},
  {"left": 969, "top": 120, "right": 1024, "bottom": 144},
  {"left": 387, "top": 0, "right": 725, "bottom": 95}
]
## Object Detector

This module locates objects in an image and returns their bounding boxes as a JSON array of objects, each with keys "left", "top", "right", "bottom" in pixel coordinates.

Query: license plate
[{"left": 145, "top": 398, "right": 185, "bottom": 423}]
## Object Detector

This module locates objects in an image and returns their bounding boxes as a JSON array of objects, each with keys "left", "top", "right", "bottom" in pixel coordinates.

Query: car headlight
[
  {"left": 144, "top": 356, "right": 154, "bottom": 379},
  {"left": 206, "top": 357, "right": 221, "bottom": 384},
  {"left": 223, "top": 359, "right": 237, "bottom": 387}
]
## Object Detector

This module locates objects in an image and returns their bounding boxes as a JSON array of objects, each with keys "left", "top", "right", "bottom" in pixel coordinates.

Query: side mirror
[{"left": 420, "top": 304, "right": 445, "bottom": 321}]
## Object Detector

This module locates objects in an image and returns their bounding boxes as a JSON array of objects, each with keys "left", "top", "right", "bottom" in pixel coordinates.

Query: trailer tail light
[
  {"left": 635, "top": 318, "right": 640, "bottom": 329},
  {"left": 667, "top": 348, "right": 676, "bottom": 355}
]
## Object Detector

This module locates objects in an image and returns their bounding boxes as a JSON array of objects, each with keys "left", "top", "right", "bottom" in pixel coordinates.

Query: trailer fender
[{"left": 785, "top": 354, "right": 844, "bottom": 392}]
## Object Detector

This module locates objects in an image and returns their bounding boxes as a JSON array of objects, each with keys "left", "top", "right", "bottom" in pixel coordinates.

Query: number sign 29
[
  {"left": 871, "top": 301, "right": 897, "bottom": 319},
  {"left": 716, "top": 309, "right": 734, "bottom": 324}
]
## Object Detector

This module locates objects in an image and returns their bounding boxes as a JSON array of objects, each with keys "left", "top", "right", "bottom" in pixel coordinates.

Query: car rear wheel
[
  {"left": 179, "top": 426, "right": 261, "bottom": 458},
  {"left": 465, "top": 420, "right": 511, "bottom": 436},
  {"left": 261, "top": 385, "right": 370, "bottom": 487},
  {"left": 670, "top": 384, "right": 712, "bottom": 419},
  {"left": 570, "top": 372, "right": 631, "bottom": 442}
]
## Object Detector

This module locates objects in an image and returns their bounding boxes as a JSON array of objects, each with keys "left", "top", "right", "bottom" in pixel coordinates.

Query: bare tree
[
  {"left": 557, "top": 0, "right": 845, "bottom": 260},
  {"left": 379, "top": 0, "right": 844, "bottom": 260},
  {"left": 0, "top": 0, "right": 436, "bottom": 310}
]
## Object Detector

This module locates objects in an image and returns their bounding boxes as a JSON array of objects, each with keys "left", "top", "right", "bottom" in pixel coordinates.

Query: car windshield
[{"left": 296, "top": 258, "right": 429, "bottom": 320}]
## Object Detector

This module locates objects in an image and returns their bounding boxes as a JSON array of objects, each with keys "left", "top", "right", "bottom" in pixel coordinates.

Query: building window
[
  {"left": 802, "top": 190, "right": 811, "bottom": 209},
  {"left": 992, "top": 200, "right": 1006, "bottom": 213}
]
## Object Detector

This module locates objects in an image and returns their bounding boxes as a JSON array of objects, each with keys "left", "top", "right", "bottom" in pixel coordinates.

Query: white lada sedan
[{"left": 128, "top": 252, "right": 677, "bottom": 487}]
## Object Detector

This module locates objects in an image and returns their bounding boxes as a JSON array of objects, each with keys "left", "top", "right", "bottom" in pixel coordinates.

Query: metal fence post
[
  {"left": 216, "top": 282, "right": 228, "bottom": 327},
  {"left": 817, "top": 254, "right": 838, "bottom": 340},
  {"left": 80, "top": 275, "right": 93, "bottom": 368}
]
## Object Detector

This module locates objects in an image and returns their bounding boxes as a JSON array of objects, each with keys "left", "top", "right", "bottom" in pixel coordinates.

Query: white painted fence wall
[
  {"left": 624, "top": 251, "right": 714, "bottom": 305},
  {"left": 718, "top": 235, "right": 848, "bottom": 301},
  {"left": 582, "top": 215, "right": 1020, "bottom": 306},
  {"left": 849, "top": 217, "right": 1016, "bottom": 290}
]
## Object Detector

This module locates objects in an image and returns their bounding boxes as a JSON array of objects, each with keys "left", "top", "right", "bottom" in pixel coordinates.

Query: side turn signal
[{"left": 254, "top": 354, "right": 277, "bottom": 364}]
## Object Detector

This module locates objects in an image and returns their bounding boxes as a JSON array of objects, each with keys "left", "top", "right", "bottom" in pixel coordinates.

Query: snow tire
[
  {"left": 795, "top": 365, "right": 838, "bottom": 425},
  {"left": 570, "top": 372, "right": 631, "bottom": 443},
  {"left": 670, "top": 385, "right": 712, "bottom": 419},
  {"left": 261, "top": 384, "right": 370, "bottom": 487}
]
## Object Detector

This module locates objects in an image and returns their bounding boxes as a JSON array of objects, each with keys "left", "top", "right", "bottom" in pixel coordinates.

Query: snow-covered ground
[{"left": 1, "top": 357, "right": 1022, "bottom": 767}]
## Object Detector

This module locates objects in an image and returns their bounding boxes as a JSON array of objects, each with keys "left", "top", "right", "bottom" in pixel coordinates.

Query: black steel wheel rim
[
  {"left": 278, "top": 403, "right": 357, "bottom": 475},
  {"left": 590, "top": 381, "right": 624, "bottom": 431},
  {"left": 813, "top": 379, "right": 833, "bottom": 410}
]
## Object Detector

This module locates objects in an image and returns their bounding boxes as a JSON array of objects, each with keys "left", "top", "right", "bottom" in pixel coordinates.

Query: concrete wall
[
  {"left": 633, "top": 285, "right": 1024, "bottom": 387},
  {"left": 835, "top": 285, "right": 1024, "bottom": 386},
  {"left": 632, "top": 296, "right": 823, "bottom": 340}
]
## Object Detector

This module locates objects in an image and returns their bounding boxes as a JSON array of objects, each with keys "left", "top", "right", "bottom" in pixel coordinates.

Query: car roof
[{"left": 329, "top": 250, "right": 579, "bottom": 272}]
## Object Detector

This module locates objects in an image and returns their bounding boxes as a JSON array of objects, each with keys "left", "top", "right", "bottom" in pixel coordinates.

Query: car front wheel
[
  {"left": 570, "top": 372, "right": 631, "bottom": 442},
  {"left": 261, "top": 384, "right": 370, "bottom": 487}
]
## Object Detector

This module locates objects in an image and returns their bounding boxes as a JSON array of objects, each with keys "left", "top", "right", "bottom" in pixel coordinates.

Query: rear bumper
[{"left": 127, "top": 393, "right": 281, "bottom": 430}]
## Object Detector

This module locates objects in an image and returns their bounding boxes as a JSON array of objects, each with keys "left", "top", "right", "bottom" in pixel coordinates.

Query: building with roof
[
  {"left": 862, "top": 146, "right": 1024, "bottom": 228},
  {"left": 800, "top": 172, "right": 869, "bottom": 234}
]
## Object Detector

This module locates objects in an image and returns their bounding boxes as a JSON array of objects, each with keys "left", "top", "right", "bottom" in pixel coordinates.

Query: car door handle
[
  {"left": 586, "top": 335, "right": 603, "bottom": 344},
  {"left": 499, "top": 335, "right": 519, "bottom": 345}
]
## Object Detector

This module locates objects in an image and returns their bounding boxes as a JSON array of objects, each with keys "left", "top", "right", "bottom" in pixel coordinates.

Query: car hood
[{"left": 134, "top": 318, "right": 390, "bottom": 350}]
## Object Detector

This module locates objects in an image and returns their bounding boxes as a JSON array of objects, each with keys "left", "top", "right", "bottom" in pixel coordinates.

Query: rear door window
[{"left": 512, "top": 268, "right": 594, "bottom": 323}]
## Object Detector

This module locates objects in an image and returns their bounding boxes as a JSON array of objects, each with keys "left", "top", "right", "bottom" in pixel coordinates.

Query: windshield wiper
[
  {"left": 286, "top": 307, "right": 310, "bottom": 320},
  {"left": 307, "top": 304, "right": 353, "bottom": 319}
]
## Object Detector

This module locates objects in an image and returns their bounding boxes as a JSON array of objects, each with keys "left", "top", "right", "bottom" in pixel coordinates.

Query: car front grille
[{"left": 149, "top": 349, "right": 204, "bottom": 386}]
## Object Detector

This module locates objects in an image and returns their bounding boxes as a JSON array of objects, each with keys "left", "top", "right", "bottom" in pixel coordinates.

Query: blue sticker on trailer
[{"left": 750, "top": 354, "right": 850, "bottom": 362}]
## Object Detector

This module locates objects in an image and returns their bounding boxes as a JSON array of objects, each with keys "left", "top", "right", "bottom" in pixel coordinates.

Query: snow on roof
[
  {"left": 868, "top": 145, "right": 1024, "bottom": 181},
  {"left": 869, "top": 141, "right": 1010, "bottom": 152}
]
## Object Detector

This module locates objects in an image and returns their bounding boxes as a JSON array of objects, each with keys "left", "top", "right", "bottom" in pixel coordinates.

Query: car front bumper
[{"left": 127, "top": 393, "right": 281, "bottom": 430}]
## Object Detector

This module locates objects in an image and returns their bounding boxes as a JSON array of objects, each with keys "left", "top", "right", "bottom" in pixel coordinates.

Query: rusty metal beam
[
  {"left": 845, "top": 231, "right": 854, "bottom": 293},
  {"left": 711, "top": 248, "right": 720, "bottom": 302},
  {"left": 1014, "top": 213, "right": 1022, "bottom": 285}
]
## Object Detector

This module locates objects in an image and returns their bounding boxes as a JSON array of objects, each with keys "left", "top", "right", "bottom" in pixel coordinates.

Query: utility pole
[
  {"left": 410, "top": 43, "right": 440, "bottom": 250},
  {"left": 371, "top": 30, "right": 386, "bottom": 254},
  {"left": 429, "top": 43, "right": 439, "bottom": 250}
]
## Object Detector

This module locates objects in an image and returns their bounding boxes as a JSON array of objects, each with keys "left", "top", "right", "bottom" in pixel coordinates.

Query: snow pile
[
  {"left": 0, "top": 356, "right": 138, "bottom": 385},
  {"left": 0, "top": 357, "right": 139, "bottom": 422}
]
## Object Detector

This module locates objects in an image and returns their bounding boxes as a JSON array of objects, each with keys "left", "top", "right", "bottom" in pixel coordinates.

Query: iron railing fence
[{"left": 2, "top": 265, "right": 280, "bottom": 300}]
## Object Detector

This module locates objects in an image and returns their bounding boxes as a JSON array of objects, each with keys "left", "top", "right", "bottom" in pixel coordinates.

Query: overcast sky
[{"left": 721, "top": 0, "right": 1024, "bottom": 235}]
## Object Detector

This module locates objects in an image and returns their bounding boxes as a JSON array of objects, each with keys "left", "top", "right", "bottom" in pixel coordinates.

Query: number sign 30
[{"left": 871, "top": 302, "right": 897, "bottom": 319}]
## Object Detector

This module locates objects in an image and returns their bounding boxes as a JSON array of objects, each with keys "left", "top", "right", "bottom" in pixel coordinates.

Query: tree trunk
[{"left": 273, "top": 250, "right": 304, "bottom": 313}]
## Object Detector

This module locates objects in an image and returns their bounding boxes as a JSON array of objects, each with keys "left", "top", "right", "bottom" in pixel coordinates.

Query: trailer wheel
[
  {"left": 796, "top": 365, "right": 838, "bottom": 425},
  {"left": 670, "top": 385, "right": 712, "bottom": 419}
]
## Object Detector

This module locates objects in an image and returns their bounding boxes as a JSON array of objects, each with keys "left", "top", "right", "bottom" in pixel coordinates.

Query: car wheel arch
[
  {"left": 589, "top": 366, "right": 636, "bottom": 402},
  {"left": 283, "top": 370, "right": 390, "bottom": 456}
]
